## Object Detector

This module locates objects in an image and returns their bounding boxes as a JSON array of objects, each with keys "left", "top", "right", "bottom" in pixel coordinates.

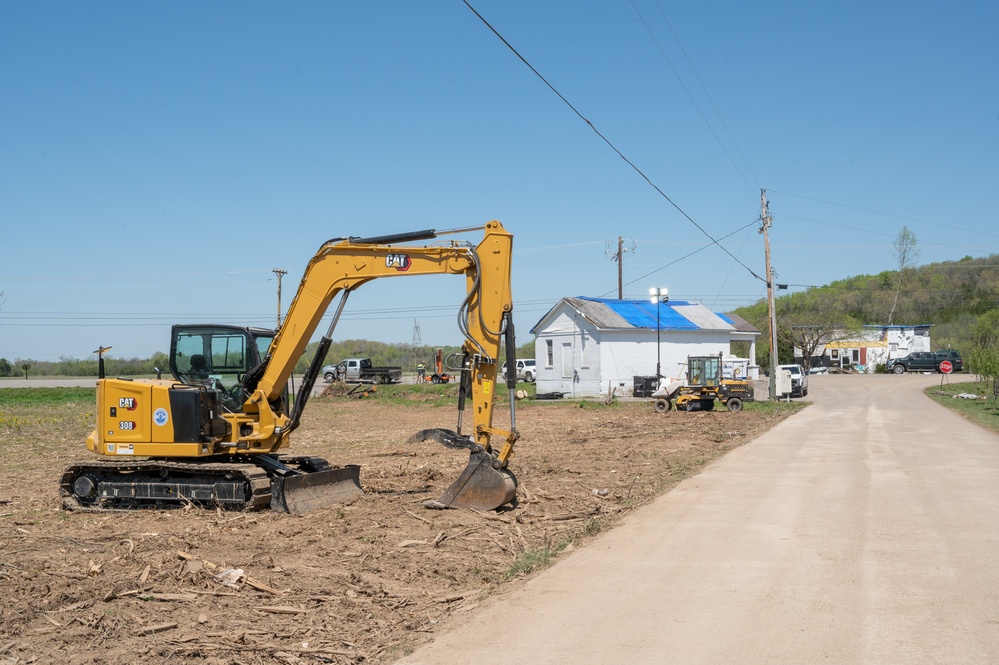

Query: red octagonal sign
[{"left": 939, "top": 360, "right": 954, "bottom": 374}]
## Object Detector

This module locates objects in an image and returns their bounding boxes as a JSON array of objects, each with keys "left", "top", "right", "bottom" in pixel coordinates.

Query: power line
[
  {"left": 775, "top": 212, "right": 996, "bottom": 255},
  {"left": 770, "top": 189, "right": 999, "bottom": 240},
  {"left": 599, "top": 219, "right": 760, "bottom": 297},
  {"left": 652, "top": 0, "right": 761, "bottom": 191},
  {"left": 462, "top": 0, "right": 766, "bottom": 285},
  {"left": 629, "top": 0, "right": 757, "bottom": 193}
]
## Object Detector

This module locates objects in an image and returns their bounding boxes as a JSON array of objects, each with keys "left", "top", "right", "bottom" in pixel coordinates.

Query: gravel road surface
[{"left": 399, "top": 373, "right": 999, "bottom": 665}]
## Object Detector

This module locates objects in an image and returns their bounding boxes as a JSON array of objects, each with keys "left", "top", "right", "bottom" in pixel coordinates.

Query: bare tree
[
  {"left": 779, "top": 316, "right": 861, "bottom": 371},
  {"left": 887, "top": 226, "right": 920, "bottom": 325},
  {"left": 774, "top": 288, "right": 863, "bottom": 371}
]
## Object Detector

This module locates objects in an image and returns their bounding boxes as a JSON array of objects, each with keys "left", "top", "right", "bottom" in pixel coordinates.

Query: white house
[
  {"left": 795, "top": 324, "right": 931, "bottom": 372},
  {"left": 530, "top": 296, "right": 760, "bottom": 397}
]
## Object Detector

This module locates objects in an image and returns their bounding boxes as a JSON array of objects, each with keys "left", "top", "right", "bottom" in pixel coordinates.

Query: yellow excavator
[{"left": 61, "top": 221, "right": 520, "bottom": 513}]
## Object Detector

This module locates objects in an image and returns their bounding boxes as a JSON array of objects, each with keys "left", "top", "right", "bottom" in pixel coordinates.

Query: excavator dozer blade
[
  {"left": 270, "top": 464, "right": 363, "bottom": 514},
  {"left": 425, "top": 448, "right": 517, "bottom": 511}
]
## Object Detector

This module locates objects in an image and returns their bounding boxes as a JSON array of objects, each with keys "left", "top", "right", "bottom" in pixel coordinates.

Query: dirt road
[{"left": 399, "top": 373, "right": 999, "bottom": 664}]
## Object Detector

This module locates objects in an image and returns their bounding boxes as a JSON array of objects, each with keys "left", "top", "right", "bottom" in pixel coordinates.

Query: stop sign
[{"left": 939, "top": 360, "right": 954, "bottom": 374}]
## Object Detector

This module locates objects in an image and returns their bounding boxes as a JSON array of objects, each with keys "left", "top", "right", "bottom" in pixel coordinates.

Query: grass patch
[
  {"left": 0, "top": 387, "right": 96, "bottom": 407},
  {"left": 505, "top": 523, "right": 609, "bottom": 579},
  {"left": 506, "top": 539, "right": 573, "bottom": 578},
  {"left": 741, "top": 399, "right": 808, "bottom": 416},
  {"left": 506, "top": 548, "right": 555, "bottom": 578},
  {"left": 924, "top": 381, "right": 999, "bottom": 436}
]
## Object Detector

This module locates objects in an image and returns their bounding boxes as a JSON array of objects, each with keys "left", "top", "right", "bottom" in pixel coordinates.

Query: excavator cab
[
  {"left": 686, "top": 355, "right": 720, "bottom": 389},
  {"left": 170, "top": 325, "right": 277, "bottom": 413}
]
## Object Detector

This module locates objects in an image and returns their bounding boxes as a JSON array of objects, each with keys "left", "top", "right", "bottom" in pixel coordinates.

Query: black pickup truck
[
  {"left": 888, "top": 350, "right": 963, "bottom": 374},
  {"left": 322, "top": 358, "right": 403, "bottom": 384}
]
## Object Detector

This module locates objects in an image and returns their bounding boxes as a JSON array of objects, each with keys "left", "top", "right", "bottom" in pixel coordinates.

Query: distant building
[
  {"left": 794, "top": 324, "right": 931, "bottom": 372},
  {"left": 530, "top": 297, "right": 760, "bottom": 397}
]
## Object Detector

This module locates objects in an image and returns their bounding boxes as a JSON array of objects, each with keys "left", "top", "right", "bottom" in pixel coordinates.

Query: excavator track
[{"left": 60, "top": 458, "right": 273, "bottom": 512}]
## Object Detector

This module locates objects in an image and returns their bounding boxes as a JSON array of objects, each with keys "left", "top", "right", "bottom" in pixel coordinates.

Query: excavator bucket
[
  {"left": 407, "top": 429, "right": 518, "bottom": 510},
  {"left": 270, "top": 464, "right": 363, "bottom": 514},
  {"left": 408, "top": 427, "right": 475, "bottom": 450}
]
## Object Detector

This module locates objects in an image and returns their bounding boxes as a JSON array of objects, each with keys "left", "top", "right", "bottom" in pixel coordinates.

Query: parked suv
[
  {"left": 501, "top": 358, "right": 536, "bottom": 383},
  {"left": 889, "top": 350, "right": 963, "bottom": 374},
  {"left": 934, "top": 349, "right": 963, "bottom": 372},
  {"left": 777, "top": 363, "right": 808, "bottom": 398}
]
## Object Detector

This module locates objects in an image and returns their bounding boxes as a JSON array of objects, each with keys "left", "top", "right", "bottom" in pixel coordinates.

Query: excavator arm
[{"left": 242, "top": 220, "right": 519, "bottom": 509}]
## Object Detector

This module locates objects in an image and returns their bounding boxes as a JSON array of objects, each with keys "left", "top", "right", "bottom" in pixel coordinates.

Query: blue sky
[{"left": 2, "top": 1, "right": 997, "bottom": 361}]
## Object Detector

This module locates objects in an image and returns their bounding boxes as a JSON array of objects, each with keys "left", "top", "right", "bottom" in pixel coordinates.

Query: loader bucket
[
  {"left": 424, "top": 448, "right": 518, "bottom": 511},
  {"left": 270, "top": 464, "right": 363, "bottom": 514}
]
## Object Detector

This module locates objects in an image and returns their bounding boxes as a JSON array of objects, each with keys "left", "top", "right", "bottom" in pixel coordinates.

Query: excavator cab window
[
  {"left": 170, "top": 325, "right": 268, "bottom": 413},
  {"left": 687, "top": 356, "right": 721, "bottom": 388}
]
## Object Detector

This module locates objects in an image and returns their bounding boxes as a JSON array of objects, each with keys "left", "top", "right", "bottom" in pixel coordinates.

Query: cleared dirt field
[{"left": 0, "top": 386, "right": 801, "bottom": 664}]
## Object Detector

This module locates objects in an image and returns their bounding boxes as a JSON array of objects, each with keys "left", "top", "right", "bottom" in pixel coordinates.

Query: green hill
[{"left": 732, "top": 254, "right": 999, "bottom": 366}]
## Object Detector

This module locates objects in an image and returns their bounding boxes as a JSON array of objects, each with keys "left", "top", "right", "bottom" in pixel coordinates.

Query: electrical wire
[
  {"left": 629, "top": 0, "right": 756, "bottom": 194},
  {"left": 652, "top": 0, "right": 761, "bottom": 191},
  {"left": 775, "top": 212, "right": 996, "bottom": 255},
  {"left": 598, "top": 219, "right": 760, "bottom": 297},
  {"left": 771, "top": 189, "right": 999, "bottom": 240},
  {"left": 462, "top": 0, "right": 766, "bottom": 285}
]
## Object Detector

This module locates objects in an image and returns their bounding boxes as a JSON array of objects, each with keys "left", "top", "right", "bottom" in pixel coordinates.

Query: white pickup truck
[{"left": 501, "top": 358, "right": 536, "bottom": 383}]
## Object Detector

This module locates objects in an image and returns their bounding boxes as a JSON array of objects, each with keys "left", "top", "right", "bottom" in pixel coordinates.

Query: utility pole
[
  {"left": 272, "top": 269, "right": 288, "bottom": 328},
  {"left": 605, "top": 237, "right": 636, "bottom": 299},
  {"left": 759, "top": 190, "right": 778, "bottom": 400}
]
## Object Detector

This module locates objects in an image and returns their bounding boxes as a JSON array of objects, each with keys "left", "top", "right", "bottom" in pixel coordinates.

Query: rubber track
[{"left": 60, "top": 459, "right": 272, "bottom": 512}]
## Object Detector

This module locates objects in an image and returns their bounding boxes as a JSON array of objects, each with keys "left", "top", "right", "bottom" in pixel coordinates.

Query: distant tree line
[
  {"left": 1, "top": 339, "right": 536, "bottom": 379},
  {"left": 0, "top": 353, "right": 171, "bottom": 379}
]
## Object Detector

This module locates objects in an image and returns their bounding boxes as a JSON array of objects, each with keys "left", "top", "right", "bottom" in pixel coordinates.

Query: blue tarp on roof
[
  {"left": 716, "top": 313, "right": 735, "bottom": 325},
  {"left": 578, "top": 296, "right": 699, "bottom": 331}
]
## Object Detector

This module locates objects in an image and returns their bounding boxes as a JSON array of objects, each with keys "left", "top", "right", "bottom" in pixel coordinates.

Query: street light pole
[{"left": 649, "top": 287, "right": 669, "bottom": 379}]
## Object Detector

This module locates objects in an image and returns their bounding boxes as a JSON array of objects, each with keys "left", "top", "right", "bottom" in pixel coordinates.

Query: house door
[{"left": 561, "top": 342, "right": 573, "bottom": 379}]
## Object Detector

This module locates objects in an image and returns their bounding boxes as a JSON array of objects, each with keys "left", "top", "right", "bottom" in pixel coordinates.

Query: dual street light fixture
[{"left": 649, "top": 287, "right": 669, "bottom": 379}]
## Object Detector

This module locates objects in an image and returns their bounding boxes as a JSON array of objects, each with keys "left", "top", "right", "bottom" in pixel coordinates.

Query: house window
[
  {"left": 852, "top": 349, "right": 860, "bottom": 362},
  {"left": 580, "top": 331, "right": 589, "bottom": 369},
  {"left": 546, "top": 339, "right": 554, "bottom": 368},
  {"left": 561, "top": 342, "right": 573, "bottom": 378}
]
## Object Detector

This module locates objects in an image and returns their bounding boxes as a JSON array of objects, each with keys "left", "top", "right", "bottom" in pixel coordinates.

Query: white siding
[{"left": 533, "top": 307, "right": 602, "bottom": 396}]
